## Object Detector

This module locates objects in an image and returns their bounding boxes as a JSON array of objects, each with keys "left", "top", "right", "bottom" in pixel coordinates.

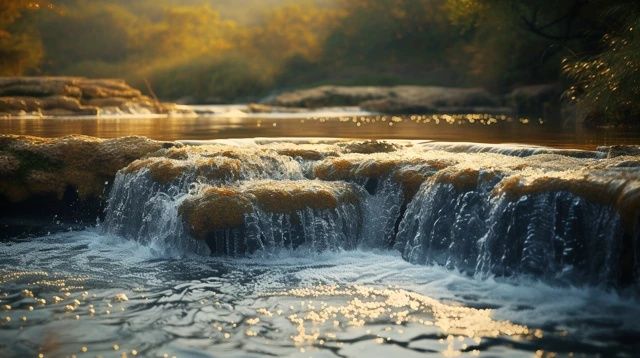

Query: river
[{"left": 1, "top": 108, "right": 639, "bottom": 357}]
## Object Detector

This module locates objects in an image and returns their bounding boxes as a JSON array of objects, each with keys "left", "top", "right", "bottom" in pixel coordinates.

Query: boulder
[
  {"left": 0, "top": 135, "right": 179, "bottom": 237},
  {"left": 598, "top": 145, "right": 640, "bottom": 158},
  {"left": 0, "top": 76, "right": 194, "bottom": 117},
  {"left": 266, "top": 85, "right": 501, "bottom": 114},
  {"left": 267, "top": 85, "right": 390, "bottom": 108}
]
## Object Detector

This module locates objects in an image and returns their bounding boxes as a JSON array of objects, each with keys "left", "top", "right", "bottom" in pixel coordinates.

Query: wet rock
[
  {"left": 0, "top": 77, "right": 194, "bottom": 117},
  {"left": 246, "top": 103, "right": 309, "bottom": 113},
  {"left": 338, "top": 140, "right": 400, "bottom": 154},
  {"left": 361, "top": 86, "right": 500, "bottom": 114},
  {"left": 267, "top": 86, "right": 389, "bottom": 108},
  {"left": 0, "top": 135, "right": 178, "bottom": 236},
  {"left": 180, "top": 186, "right": 254, "bottom": 238},
  {"left": 179, "top": 180, "right": 361, "bottom": 248},
  {"left": 598, "top": 145, "right": 640, "bottom": 158}
]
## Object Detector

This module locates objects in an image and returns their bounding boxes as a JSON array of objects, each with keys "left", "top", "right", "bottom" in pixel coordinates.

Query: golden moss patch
[
  {"left": 0, "top": 135, "right": 171, "bottom": 201},
  {"left": 430, "top": 168, "right": 481, "bottom": 191},
  {"left": 179, "top": 180, "right": 361, "bottom": 239},
  {"left": 272, "top": 144, "right": 339, "bottom": 160},
  {"left": 244, "top": 180, "right": 359, "bottom": 213},
  {"left": 179, "top": 187, "right": 253, "bottom": 240},
  {"left": 394, "top": 169, "right": 431, "bottom": 200},
  {"left": 314, "top": 153, "right": 455, "bottom": 184},
  {"left": 124, "top": 158, "right": 189, "bottom": 184},
  {"left": 494, "top": 172, "right": 640, "bottom": 233}
]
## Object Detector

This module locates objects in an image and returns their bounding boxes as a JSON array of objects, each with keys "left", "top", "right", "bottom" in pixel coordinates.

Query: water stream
[{"left": 1, "top": 126, "right": 640, "bottom": 356}]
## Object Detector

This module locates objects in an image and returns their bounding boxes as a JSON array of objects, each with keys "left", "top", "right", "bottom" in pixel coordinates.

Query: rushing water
[
  {"left": 1, "top": 110, "right": 640, "bottom": 357},
  {"left": 2, "top": 231, "right": 640, "bottom": 358}
]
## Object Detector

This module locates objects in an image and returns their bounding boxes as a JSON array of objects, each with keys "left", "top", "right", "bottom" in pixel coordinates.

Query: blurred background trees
[
  {"left": 0, "top": 0, "right": 50, "bottom": 75},
  {"left": 0, "top": 0, "right": 638, "bottom": 123}
]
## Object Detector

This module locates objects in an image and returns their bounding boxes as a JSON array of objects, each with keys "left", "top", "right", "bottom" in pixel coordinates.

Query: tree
[
  {"left": 0, "top": 1, "right": 52, "bottom": 75},
  {"left": 445, "top": 0, "right": 640, "bottom": 124},
  {"left": 564, "top": 4, "right": 640, "bottom": 125}
]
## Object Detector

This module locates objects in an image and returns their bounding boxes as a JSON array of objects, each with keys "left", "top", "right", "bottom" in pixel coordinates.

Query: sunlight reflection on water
[
  {"left": 1, "top": 231, "right": 639, "bottom": 357},
  {"left": 1, "top": 111, "right": 639, "bottom": 149}
]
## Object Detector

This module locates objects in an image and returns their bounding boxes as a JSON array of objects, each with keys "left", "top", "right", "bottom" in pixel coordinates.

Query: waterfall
[
  {"left": 100, "top": 140, "right": 640, "bottom": 288},
  {"left": 394, "top": 178, "right": 631, "bottom": 287}
]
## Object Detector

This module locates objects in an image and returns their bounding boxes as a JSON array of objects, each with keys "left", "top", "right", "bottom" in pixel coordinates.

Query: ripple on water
[{"left": 1, "top": 232, "right": 640, "bottom": 357}]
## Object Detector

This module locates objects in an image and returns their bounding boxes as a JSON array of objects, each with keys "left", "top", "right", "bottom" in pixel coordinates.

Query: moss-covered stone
[
  {"left": 179, "top": 180, "right": 361, "bottom": 240},
  {"left": 179, "top": 187, "right": 253, "bottom": 240},
  {"left": 0, "top": 135, "right": 177, "bottom": 229}
]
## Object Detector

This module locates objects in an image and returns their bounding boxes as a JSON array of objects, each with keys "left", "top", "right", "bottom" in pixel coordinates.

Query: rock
[
  {"left": 179, "top": 180, "right": 360, "bottom": 241},
  {"left": 267, "top": 85, "right": 389, "bottom": 108},
  {"left": 266, "top": 85, "right": 500, "bottom": 114},
  {"left": 506, "top": 83, "right": 561, "bottom": 120},
  {"left": 359, "top": 98, "right": 436, "bottom": 114},
  {"left": 0, "top": 135, "right": 179, "bottom": 236},
  {"left": 246, "top": 103, "right": 309, "bottom": 113},
  {"left": 0, "top": 77, "right": 194, "bottom": 117},
  {"left": 598, "top": 145, "right": 640, "bottom": 158},
  {"left": 361, "top": 86, "right": 500, "bottom": 114}
]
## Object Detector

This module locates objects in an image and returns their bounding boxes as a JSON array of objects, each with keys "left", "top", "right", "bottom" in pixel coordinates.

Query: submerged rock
[{"left": 0, "top": 77, "right": 194, "bottom": 117}]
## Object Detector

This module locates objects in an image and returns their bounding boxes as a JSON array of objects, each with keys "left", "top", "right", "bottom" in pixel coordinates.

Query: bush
[
  {"left": 148, "top": 57, "right": 272, "bottom": 103},
  {"left": 564, "top": 17, "right": 640, "bottom": 125}
]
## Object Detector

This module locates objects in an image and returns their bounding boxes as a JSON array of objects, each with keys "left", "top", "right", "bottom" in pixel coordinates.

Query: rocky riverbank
[
  {"left": 0, "top": 77, "right": 194, "bottom": 117},
  {"left": 262, "top": 84, "right": 562, "bottom": 119}
]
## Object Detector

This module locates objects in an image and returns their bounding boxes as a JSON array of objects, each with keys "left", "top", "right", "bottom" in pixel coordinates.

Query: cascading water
[
  {"left": 394, "top": 178, "right": 630, "bottom": 287},
  {"left": 100, "top": 139, "right": 640, "bottom": 289},
  {"left": 4, "top": 136, "right": 640, "bottom": 358}
]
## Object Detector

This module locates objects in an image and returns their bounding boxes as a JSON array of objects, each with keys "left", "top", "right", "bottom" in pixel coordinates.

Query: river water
[
  {"left": 2, "top": 231, "right": 639, "bottom": 358},
  {"left": 1, "top": 109, "right": 640, "bottom": 357},
  {"left": 0, "top": 107, "right": 639, "bottom": 149}
]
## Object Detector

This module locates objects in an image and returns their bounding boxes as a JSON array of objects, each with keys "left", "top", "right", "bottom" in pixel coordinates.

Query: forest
[{"left": 1, "top": 0, "right": 639, "bottom": 123}]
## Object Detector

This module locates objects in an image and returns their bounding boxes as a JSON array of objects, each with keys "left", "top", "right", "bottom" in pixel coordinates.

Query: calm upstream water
[
  {"left": 1, "top": 108, "right": 640, "bottom": 357},
  {"left": 0, "top": 107, "right": 639, "bottom": 149}
]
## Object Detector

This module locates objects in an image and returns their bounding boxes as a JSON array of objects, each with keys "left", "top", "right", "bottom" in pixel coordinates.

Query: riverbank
[
  {"left": 259, "top": 84, "right": 563, "bottom": 121},
  {"left": 0, "top": 77, "right": 195, "bottom": 118}
]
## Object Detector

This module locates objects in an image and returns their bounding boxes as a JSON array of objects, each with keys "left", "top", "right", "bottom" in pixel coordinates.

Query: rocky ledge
[
  {"left": 263, "top": 84, "right": 560, "bottom": 117},
  {"left": 0, "top": 77, "right": 194, "bottom": 117},
  {"left": 0, "top": 135, "right": 178, "bottom": 237}
]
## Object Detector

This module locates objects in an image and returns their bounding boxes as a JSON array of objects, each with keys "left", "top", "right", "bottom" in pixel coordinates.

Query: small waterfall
[
  {"left": 102, "top": 145, "right": 307, "bottom": 254},
  {"left": 99, "top": 140, "right": 640, "bottom": 288},
  {"left": 394, "top": 177, "right": 632, "bottom": 287},
  {"left": 358, "top": 176, "right": 405, "bottom": 248},
  {"left": 208, "top": 203, "right": 362, "bottom": 256}
]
